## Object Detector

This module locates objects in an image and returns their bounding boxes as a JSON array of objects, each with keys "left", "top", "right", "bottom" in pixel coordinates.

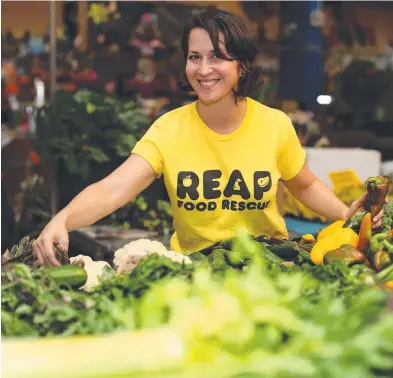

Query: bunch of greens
[
  {"left": 1, "top": 255, "right": 193, "bottom": 338},
  {"left": 1, "top": 263, "right": 134, "bottom": 338}
]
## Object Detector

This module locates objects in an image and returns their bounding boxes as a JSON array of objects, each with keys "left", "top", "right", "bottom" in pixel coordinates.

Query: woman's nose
[{"left": 198, "top": 58, "right": 213, "bottom": 76}]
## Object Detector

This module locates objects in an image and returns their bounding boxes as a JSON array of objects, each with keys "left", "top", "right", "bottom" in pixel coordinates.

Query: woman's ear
[{"left": 238, "top": 63, "right": 247, "bottom": 77}]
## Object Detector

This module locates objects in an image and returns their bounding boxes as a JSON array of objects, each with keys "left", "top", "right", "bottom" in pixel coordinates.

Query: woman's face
[{"left": 185, "top": 28, "right": 241, "bottom": 105}]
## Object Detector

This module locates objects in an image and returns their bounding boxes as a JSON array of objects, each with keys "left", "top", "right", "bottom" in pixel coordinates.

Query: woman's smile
[{"left": 198, "top": 79, "right": 221, "bottom": 89}]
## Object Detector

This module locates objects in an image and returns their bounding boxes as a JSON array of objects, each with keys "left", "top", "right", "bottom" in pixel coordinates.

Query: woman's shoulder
[
  {"left": 155, "top": 102, "right": 195, "bottom": 126},
  {"left": 147, "top": 102, "right": 196, "bottom": 142},
  {"left": 248, "top": 98, "right": 290, "bottom": 123}
]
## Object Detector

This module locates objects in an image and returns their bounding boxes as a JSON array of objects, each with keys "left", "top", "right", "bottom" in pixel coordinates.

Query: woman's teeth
[{"left": 199, "top": 80, "right": 220, "bottom": 88}]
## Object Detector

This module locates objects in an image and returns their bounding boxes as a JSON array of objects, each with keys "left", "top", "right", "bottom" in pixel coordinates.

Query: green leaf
[
  {"left": 88, "top": 147, "right": 110, "bottom": 163},
  {"left": 120, "top": 134, "right": 137, "bottom": 150},
  {"left": 115, "top": 144, "right": 132, "bottom": 157},
  {"left": 157, "top": 200, "right": 173, "bottom": 216},
  {"left": 64, "top": 153, "right": 79, "bottom": 175}
]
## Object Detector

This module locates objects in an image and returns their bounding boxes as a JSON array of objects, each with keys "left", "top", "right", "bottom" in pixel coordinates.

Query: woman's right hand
[{"left": 33, "top": 212, "right": 69, "bottom": 267}]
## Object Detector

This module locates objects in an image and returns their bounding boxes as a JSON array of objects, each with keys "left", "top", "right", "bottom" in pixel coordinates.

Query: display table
[
  {"left": 69, "top": 225, "right": 304, "bottom": 262},
  {"left": 69, "top": 225, "right": 170, "bottom": 262},
  {"left": 305, "top": 147, "right": 381, "bottom": 188}
]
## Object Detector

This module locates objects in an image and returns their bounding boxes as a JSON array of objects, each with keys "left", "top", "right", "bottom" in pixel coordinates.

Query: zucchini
[
  {"left": 263, "top": 242, "right": 312, "bottom": 265},
  {"left": 258, "top": 244, "right": 285, "bottom": 265},
  {"left": 266, "top": 242, "right": 300, "bottom": 260},
  {"left": 43, "top": 266, "right": 88, "bottom": 288}
]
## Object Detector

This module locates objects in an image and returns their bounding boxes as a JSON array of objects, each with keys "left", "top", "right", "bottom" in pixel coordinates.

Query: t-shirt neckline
[{"left": 191, "top": 97, "right": 253, "bottom": 141}]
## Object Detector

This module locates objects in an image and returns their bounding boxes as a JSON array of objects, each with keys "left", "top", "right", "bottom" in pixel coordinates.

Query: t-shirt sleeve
[
  {"left": 132, "top": 121, "right": 164, "bottom": 177},
  {"left": 277, "top": 114, "right": 306, "bottom": 181}
]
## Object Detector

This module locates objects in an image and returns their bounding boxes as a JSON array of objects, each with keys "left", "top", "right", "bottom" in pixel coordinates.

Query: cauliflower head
[
  {"left": 70, "top": 255, "right": 115, "bottom": 291},
  {"left": 113, "top": 239, "right": 192, "bottom": 275}
]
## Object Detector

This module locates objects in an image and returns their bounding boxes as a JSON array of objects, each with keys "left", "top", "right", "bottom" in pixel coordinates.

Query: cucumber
[{"left": 43, "top": 266, "right": 88, "bottom": 288}]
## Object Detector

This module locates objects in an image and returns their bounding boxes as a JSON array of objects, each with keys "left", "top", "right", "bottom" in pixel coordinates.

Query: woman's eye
[{"left": 188, "top": 55, "right": 199, "bottom": 60}]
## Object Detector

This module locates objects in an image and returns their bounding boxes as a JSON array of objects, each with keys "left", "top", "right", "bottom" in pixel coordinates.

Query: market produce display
[
  {"left": 2, "top": 176, "right": 393, "bottom": 378},
  {"left": 2, "top": 232, "right": 393, "bottom": 378}
]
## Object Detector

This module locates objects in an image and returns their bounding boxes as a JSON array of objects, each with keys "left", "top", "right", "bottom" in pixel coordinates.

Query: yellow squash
[
  {"left": 317, "top": 220, "right": 345, "bottom": 241},
  {"left": 311, "top": 221, "right": 359, "bottom": 264}
]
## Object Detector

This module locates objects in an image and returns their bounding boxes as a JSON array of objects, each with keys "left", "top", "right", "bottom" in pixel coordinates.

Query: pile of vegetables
[
  {"left": 2, "top": 176, "right": 393, "bottom": 378},
  {"left": 309, "top": 176, "right": 393, "bottom": 285},
  {"left": 2, "top": 230, "right": 393, "bottom": 378}
]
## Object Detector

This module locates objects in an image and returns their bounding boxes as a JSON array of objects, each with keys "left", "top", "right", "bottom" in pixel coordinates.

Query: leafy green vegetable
[
  {"left": 2, "top": 232, "right": 393, "bottom": 378},
  {"left": 1, "top": 264, "right": 134, "bottom": 337}
]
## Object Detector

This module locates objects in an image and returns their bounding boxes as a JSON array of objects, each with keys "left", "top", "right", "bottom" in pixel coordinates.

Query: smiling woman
[
  {"left": 34, "top": 9, "right": 383, "bottom": 265},
  {"left": 179, "top": 9, "right": 264, "bottom": 104}
]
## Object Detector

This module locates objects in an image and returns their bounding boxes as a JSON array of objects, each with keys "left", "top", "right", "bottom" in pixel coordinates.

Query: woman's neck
[{"left": 196, "top": 95, "right": 247, "bottom": 135}]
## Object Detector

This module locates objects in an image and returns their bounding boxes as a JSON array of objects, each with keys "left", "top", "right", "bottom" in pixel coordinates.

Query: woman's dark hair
[{"left": 178, "top": 9, "right": 264, "bottom": 98}]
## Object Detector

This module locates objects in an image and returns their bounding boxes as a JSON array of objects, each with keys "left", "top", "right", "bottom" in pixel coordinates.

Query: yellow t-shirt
[{"left": 132, "top": 97, "right": 306, "bottom": 254}]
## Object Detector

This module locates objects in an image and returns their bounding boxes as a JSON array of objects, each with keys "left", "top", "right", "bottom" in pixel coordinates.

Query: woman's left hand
[{"left": 347, "top": 193, "right": 387, "bottom": 229}]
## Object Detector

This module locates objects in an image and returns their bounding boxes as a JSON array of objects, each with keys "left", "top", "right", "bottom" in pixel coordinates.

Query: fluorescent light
[
  {"left": 317, "top": 95, "right": 332, "bottom": 105},
  {"left": 34, "top": 78, "right": 45, "bottom": 108}
]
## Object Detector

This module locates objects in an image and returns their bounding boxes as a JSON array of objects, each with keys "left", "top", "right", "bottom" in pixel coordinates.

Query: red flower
[{"left": 31, "top": 150, "right": 40, "bottom": 165}]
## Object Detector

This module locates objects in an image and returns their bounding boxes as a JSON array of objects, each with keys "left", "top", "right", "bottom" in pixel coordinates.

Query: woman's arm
[
  {"left": 64, "top": 154, "right": 156, "bottom": 231},
  {"left": 283, "top": 164, "right": 385, "bottom": 227},
  {"left": 34, "top": 154, "right": 157, "bottom": 266},
  {"left": 283, "top": 164, "right": 349, "bottom": 221}
]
